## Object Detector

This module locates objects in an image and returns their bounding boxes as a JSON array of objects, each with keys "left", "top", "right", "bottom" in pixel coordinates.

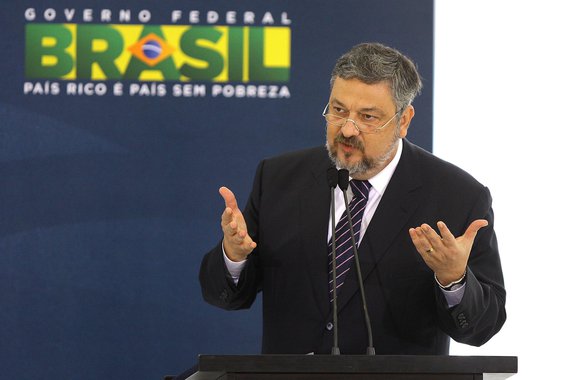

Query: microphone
[
  {"left": 337, "top": 169, "right": 349, "bottom": 192},
  {"left": 326, "top": 166, "right": 338, "bottom": 188},
  {"left": 326, "top": 167, "right": 340, "bottom": 355},
  {"left": 338, "top": 169, "right": 376, "bottom": 355}
]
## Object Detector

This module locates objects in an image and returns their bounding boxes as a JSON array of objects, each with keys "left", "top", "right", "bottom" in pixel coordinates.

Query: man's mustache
[{"left": 334, "top": 135, "right": 364, "bottom": 152}]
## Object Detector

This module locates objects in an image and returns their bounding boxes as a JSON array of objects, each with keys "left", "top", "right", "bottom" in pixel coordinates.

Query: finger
[
  {"left": 221, "top": 206, "right": 234, "bottom": 225},
  {"left": 221, "top": 220, "right": 238, "bottom": 237},
  {"left": 223, "top": 231, "right": 257, "bottom": 261},
  {"left": 227, "top": 231, "right": 248, "bottom": 248},
  {"left": 436, "top": 221, "right": 456, "bottom": 245},
  {"left": 235, "top": 235, "right": 257, "bottom": 253},
  {"left": 232, "top": 235, "right": 245, "bottom": 247},
  {"left": 219, "top": 186, "right": 239, "bottom": 210},
  {"left": 409, "top": 228, "right": 422, "bottom": 248},
  {"left": 221, "top": 208, "right": 241, "bottom": 235},
  {"left": 463, "top": 219, "right": 489, "bottom": 241},
  {"left": 409, "top": 227, "right": 432, "bottom": 255},
  {"left": 420, "top": 223, "right": 444, "bottom": 250}
]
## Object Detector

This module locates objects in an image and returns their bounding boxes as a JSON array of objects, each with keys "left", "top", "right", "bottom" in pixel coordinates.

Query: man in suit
[{"left": 199, "top": 43, "right": 506, "bottom": 355}]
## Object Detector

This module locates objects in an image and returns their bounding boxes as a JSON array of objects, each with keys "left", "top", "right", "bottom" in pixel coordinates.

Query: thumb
[
  {"left": 219, "top": 187, "right": 239, "bottom": 211},
  {"left": 463, "top": 219, "right": 488, "bottom": 242}
]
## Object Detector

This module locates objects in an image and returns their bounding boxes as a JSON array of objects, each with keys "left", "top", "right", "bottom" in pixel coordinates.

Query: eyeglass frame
[{"left": 321, "top": 103, "right": 402, "bottom": 134}]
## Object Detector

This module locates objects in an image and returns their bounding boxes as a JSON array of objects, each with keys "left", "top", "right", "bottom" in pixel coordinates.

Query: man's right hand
[{"left": 219, "top": 186, "right": 257, "bottom": 262}]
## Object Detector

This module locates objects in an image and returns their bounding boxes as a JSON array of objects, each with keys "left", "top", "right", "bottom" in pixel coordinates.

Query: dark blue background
[{"left": 0, "top": 1, "right": 433, "bottom": 378}]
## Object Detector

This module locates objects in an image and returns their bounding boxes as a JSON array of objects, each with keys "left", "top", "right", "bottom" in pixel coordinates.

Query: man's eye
[
  {"left": 362, "top": 114, "right": 377, "bottom": 121},
  {"left": 333, "top": 107, "right": 347, "bottom": 114}
]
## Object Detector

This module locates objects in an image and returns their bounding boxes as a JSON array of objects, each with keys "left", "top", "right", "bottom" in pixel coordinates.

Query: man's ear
[{"left": 398, "top": 105, "right": 415, "bottom": 138}]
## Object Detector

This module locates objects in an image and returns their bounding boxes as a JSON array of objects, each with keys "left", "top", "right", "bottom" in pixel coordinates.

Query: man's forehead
[
  {"left": 330, "top": 97, "right": 384, "bottom": 113},
  {"left": 329, "top": 79, "right": 395, "bottom": 113},
  {"left": 332, "top": 76, "right": 391, "bottom": 88},
  {"left": 331, "top": 78, "right": 392, "bottom": 97}
]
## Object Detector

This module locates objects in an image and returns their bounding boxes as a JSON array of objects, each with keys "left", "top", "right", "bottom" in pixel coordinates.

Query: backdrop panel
[{"left": 0, "top": 1, "right": 433, "bottom": 378}]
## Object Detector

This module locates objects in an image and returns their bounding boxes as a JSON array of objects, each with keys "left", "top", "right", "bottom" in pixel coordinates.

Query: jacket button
[{"left": 326, "top": 322, "right": 334, "bottom": 331}]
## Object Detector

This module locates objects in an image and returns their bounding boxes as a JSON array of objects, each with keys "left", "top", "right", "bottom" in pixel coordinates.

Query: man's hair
[{"left": 331, "top": 43, "right": 423, "bottom": 113}]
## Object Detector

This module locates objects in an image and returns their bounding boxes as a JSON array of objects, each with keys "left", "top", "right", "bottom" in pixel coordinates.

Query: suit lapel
[
  {"left": 335, "top": 140, "right": 425, "bottom": 312},
  {"left": 298, "top": 150, "right": 335, "bottom": 319}
]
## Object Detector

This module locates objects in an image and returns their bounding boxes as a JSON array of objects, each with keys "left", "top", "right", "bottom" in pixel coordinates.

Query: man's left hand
[{"left": 409, "top": 220, "right": 488, "bottom": 285}]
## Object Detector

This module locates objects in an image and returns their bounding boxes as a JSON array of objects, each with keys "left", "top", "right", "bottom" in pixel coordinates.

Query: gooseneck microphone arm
[
  {"left": 337, "top": 169, "right": 376, "bottom": 356},
  {"left": 326, "top": 167, "right": 340, "bottom": 355}
]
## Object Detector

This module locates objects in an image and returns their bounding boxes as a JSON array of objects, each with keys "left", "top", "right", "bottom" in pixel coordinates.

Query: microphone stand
[
  {"left": 326, "top": 167, "right": 340, "bottom": 355},
  {"left": 338, "top": 169, "right": 375, "bottom": 355}
]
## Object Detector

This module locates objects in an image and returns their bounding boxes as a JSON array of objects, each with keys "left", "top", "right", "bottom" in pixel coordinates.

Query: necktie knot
[{"left": 349, "top": 180, "right": 372, "bottom": 200}]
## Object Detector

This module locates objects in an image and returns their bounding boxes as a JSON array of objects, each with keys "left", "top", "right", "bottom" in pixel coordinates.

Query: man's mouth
[{"left": 339, "top": 142, "right": 356, "bottom": 153}]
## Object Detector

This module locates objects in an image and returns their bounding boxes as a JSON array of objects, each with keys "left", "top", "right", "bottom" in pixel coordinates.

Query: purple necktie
[{"left": 328, "top": 180, "right": 372, "bottom": 301}]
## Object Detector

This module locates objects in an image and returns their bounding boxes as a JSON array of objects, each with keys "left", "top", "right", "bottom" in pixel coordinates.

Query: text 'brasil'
[{"left": 26, "top": 24, "right": 291, "bottom": 82}]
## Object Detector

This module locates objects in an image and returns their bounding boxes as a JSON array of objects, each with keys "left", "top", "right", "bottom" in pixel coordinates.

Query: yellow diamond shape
[{"left": 128, "top": 33, "right": 174, "bottom": 67}]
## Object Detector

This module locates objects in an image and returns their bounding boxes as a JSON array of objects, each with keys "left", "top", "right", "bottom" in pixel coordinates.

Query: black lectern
[{"left": 187, "top": 355, "right": 517, "bottom": 379}]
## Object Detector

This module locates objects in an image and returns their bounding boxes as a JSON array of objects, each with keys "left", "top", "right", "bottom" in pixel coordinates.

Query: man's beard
[{"left": 326, "top": 130, "right": 400, "bottom": 177}]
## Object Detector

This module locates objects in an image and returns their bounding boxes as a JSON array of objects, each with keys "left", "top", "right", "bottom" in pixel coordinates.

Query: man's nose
[{"left": 340, "top": 118, "right": 360, "bottom": 137}]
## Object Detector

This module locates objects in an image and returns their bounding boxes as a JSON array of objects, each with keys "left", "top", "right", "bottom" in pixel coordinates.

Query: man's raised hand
[
  {"left": 219, "top": 187, "right": 257, "bottom": 262},
  {"left": 409, "top": 219, "right": 488, "bottom": 285}
]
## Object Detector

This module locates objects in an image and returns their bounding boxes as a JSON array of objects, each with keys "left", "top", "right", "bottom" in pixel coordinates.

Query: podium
[{"left": 187, "top": 355, "right": 517, "bottom": 379}]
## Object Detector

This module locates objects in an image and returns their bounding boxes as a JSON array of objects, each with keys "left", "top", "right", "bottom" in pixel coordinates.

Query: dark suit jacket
[{"left": 200, "top": 139, "right": 506, "bottom": 355}]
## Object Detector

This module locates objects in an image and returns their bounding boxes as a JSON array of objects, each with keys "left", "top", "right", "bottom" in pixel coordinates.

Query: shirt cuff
[
  {"left": 441, "top": 283, "right": 466, "bottom": 308},
  {"left": 222, "top": 243, "right": 247, "bottom": 284}
]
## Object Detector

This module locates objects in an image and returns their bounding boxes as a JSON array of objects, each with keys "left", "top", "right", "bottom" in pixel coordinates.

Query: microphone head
[
  {"left": 338, "top": 169, "right": 349, "bottom": 191},
  {"left": 326, "top": 167, "right": 338, "bottom": 188}
]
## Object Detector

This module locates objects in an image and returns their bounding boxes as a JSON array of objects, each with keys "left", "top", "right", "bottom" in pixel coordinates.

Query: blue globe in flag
[{"left": 142, "top": 39, "right": 162, "bottom": 59}]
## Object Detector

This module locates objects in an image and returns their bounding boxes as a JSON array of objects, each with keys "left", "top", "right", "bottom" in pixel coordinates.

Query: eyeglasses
[{"left": 322, "top": 103, "right": 400, "bottom": 134}]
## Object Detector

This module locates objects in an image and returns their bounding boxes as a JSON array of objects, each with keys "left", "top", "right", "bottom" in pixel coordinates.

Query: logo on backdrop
[{"left": 23, "top": 8, "right": 292, "bottom": 98}]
